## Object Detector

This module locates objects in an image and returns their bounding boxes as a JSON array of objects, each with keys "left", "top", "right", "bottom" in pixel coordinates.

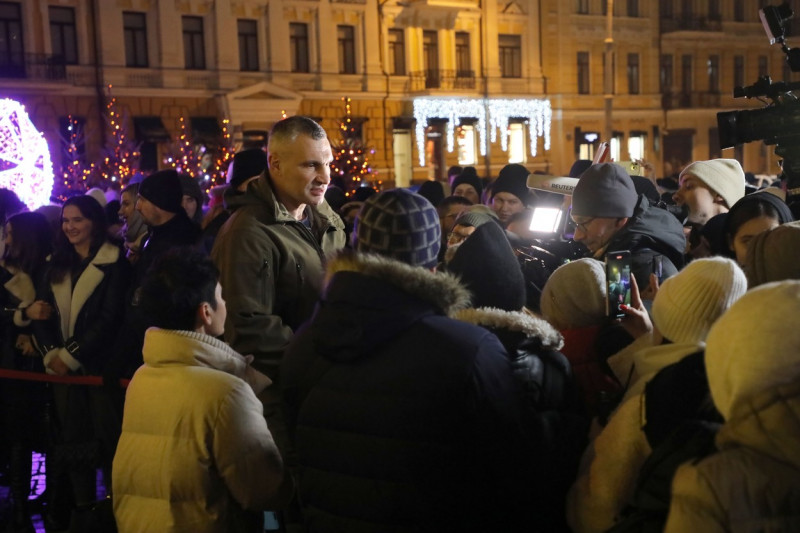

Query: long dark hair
[
  {"left": 49, "top": 196, "right": 108, "bottom": 283},
  {"left": 4, "top": 212, "right": 53, "bottom": 275}
]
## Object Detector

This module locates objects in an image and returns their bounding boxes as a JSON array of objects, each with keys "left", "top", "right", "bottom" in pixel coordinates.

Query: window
[
  {"left": 681, "top": 0, "right": 693, "bottom": 18},
  {"left": 457, "top": 124, "right": 477, "bottom": 165},
  {"left": 238, "top": 19, "right": 258, "bottom": 71},
  {"left": 708, "top": 0, "right": 721, "bottom": 20},
  {"left": 758, "top": 55, "right": 768, "bottom": 78},
  {"left": 423, "top": 30, "right": 439, "bottom": 87},
  {"left": 577, "top": 0, "right": 589, "bottom": 15},
  {"left": 388, "top": 28, "right": 405, "bottom": 75},
  {"left": 577, "top": 51, "right": 590, "bottom": 94},
  {"left": 123, "top": 12, "right": 148, "bottom": 68},
  {"left": 498, "top": 34, "right": 521, "bottom": 78},
  {"left": 508, "top": 122, "right": 526, "bottom": 164},
  {"left": 734, "top": 55, "right": 745, "bottom": 88},
  {"left": 708, "top": 54, "right": 719, "bottom": 93},
  {"left": 455, "top": 32, "right": 470, "bottom": 76},
  {"left": 0, "top": 1, "right": 23, "bottom": 74},
  {"left": 338, "top": 25, "right": 355, "bottom": 74},
  {"left": 627, "top": 53, "right": 640, "bottom": 94},
  {"left": 682, "top": 54, "right": 692, "bottom": 93},
  {"left": 734, "top": 2, "right": 744, "bottom": 21},
  {"left": 627, "top": 0, "right": 639, "bottom": 17},
  {"left": 660, "top": 1, "right": 673, "bottom": 17},
  {"left": 628, "top": 132, "right": 646, "bottom": 161},
  {"left": 49, "top": 7, "right": 77, "bottom": 65},
  {"left": 290, "top": 23, "right": 309, "bottom": 73},
  {"left": 660, "top": 54, "right": 673, "bottom": 92},
  {"left": 183, "top": 16, "right": 205, "bottom": 69}
]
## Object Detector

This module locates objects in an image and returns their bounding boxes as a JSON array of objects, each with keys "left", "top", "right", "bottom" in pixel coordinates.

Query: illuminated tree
[
  {"left": 94, "top": 84, "right": 140, "bottom": 187},
  {"left": 330, "top": 97, "right": 380, "bottom": 196},
  {"left": 52, "top": 115, "right": 90, "bottom": 201}
]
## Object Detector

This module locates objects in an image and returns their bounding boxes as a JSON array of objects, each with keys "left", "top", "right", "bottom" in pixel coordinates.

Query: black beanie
[
  {"left": 447, "top": 221, "right": 526, "bottom": 311},
  {"left": 451, "top": 172, "right": 483, "bottom": 201},
  {"left": 227, "top": 149, "right": 268, "bottom": 188},
  {"left": 572, "top": 163, "right": 638, "bottom": 218},
  {"left": 492, "top": 164, "right": 532, "bottom": 205},
  {"left": 139, "top": 169, "right": 183, "bottom": 214}
]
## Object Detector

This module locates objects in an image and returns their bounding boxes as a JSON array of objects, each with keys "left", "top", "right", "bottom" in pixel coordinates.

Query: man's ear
[
  {"left": 196, "top": 302, "right": 212, "bottom": 331},
  {"left": 267, "top": 152, "right": 280, "bottom": 174},
  {"left": 615, "top": 217, "right": 629, "bottom": 230}
]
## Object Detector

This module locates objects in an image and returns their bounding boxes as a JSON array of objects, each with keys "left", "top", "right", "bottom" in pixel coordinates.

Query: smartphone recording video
[
  {"left": 605, "top": 250, "right": 632, "bottom": 318},
  {"left": 616, "top": 160, "right": 645, "bottom": 177}
]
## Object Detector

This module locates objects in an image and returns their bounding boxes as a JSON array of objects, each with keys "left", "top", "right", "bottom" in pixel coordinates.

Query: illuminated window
[
  {"left": 457, "top": 124, "right": 477, "bottom": 165},
  {"left": 508, "top": 123, "right": 526, "bottom": 163},
  {"left": 628, "top": 132, "right": 646, "bottom": 160}
]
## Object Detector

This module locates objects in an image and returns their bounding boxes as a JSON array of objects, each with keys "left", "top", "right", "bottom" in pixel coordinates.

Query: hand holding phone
[{"left": 605, "top": 250, "right": 632, "bottom": 318}]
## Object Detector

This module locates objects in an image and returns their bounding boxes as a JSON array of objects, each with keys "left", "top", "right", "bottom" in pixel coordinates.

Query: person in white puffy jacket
[
  {"left": 112, "top": 249, "right": 292, "bottom": 533},
  {"left": 665, "top": 281, "right": 800, "bottom": 533}
]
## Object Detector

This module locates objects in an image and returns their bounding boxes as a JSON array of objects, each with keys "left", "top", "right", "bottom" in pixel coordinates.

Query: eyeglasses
[{"left": 571, "top": 217, "right": 596, "bottom": 233}]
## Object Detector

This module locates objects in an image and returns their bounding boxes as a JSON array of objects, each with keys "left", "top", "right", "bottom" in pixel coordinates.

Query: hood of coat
[
  {"left": 226, "top": 174, "right": 344, "bottom": 232},
  {"left": 142, "top": 327, "right": 255, "bottom": 380},
  {"left": 308, "top": 251, "right": 472, "bottom": 363},
  {"left": 453, "top": 307, "right": 563, "bottom": 351},
  {"left": 717, "top": 378, "right": 800, "bottom": 470},
  {"left": 608, "top": 195, "right": 686, "bottom": 268}
]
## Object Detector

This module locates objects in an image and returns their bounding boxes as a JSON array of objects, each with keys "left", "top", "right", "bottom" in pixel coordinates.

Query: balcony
[
  {"left": 409, "top": 69, "right": 476, "bottom": 91},
  {"left": 660, "top": 16, "right": 722, "bottom": 33},
  {"left": 0, "top": 53, "right": 66, "bottom": 81},
  {"left": 662, "top": 91, "right": 721, "bottom": 109}
]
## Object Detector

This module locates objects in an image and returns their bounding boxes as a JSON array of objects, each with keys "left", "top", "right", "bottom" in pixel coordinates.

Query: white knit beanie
[
  {"left": 679, "top": 159, "right": 745, "bottom": 208},
  {"left": 650, "top": 257, "right": 747, "bottom": 344},
  {"left": 706, "top": 280, "right": 800, "bottom": 419},
  {"left": 540, "top": 258, "right": 606, "bottom": 330}
]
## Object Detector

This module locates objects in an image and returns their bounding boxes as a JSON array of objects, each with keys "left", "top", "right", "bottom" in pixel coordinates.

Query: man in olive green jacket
[{"left": 211, "top": 116, "right": 345, "bottom": 454}]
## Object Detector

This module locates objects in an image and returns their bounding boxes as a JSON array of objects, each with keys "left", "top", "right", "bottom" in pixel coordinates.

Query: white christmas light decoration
[
  {"left": 413, "top": 98, "right": 552, "bottom": 166},
  {"left": 0, "top": 99, "right": 54, "bottom": 209}
]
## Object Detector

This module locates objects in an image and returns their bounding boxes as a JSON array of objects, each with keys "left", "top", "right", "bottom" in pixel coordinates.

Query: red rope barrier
[{"left": 0, "top": 368, "right": 129, "bottom": 388}]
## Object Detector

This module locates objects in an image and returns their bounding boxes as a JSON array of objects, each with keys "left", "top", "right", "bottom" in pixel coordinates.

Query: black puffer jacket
[
  {"left": 606, "top": 195, "right": 686, "bottom": 287},
  {"left": 281, "top": 253, "right": 542, "bottom": 533}
]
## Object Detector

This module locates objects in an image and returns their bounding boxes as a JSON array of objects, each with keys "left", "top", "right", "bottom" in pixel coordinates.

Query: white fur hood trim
[{"left": 453, "top": 307, "right": 564, "bottom": 350}]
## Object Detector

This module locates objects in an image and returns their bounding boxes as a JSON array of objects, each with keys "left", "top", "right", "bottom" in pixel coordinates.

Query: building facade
[{"left": 0, "top": 0, "right": 795, "bottom": 193}]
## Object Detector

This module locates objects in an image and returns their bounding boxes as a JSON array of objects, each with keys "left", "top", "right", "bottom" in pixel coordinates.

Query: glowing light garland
[
  {"left": 412, "top": 98, "right": 552, "bottom": 166},
  {"left": 0, "top": 99, "right": 54, "bottom": 210}
]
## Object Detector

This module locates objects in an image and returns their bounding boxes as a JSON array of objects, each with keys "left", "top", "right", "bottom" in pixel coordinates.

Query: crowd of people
[{"left": 1, "top": 115, "right": 799, "bottom": 533}]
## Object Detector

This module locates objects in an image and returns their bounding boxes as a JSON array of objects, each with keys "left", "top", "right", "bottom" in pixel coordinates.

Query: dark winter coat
[
  {"left": 281, "top": 252, "right": 541, "bottom": 533},
  {"left": 135, "top": 211, "right": 202, "bottom": 288},
  {"left": 33, "top": 242, "right": 131, "bottom": 375},
  {"left": 605, "top": 195, "right": 686, "bottom": 288},
  {"left": 212, "top": 175, "right": 345, "bottom": 377}
]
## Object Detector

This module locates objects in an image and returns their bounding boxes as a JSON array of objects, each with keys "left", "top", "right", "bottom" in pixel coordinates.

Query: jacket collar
[
  {"left": 325, "top": 251, "right": 471, "bottom": 316},
  {"left": 453, "top": 307, "right": 563, "bottom": 350},
  {"left": 142, "top": 327, "right": 247, "bottom": 375}
]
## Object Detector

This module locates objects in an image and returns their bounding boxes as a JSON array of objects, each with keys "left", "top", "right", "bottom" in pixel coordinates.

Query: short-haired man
[
  {"left": 113, "top": 249, "right": 291, "bottom": 533},
  {"left": 281, "top": 189, "right": 541, "bottom": 532},
  {"left": 673, "top": 158, "right": 746, "bottom": 225},
  {"left": 570, "top": 163, "right": 686, "bottom": 292},
  {"left": 490, "top": 164, "right": 533, "bottom": 227},
  {"left": 211, "top": 116, "right": 345, "bottom": 454}
]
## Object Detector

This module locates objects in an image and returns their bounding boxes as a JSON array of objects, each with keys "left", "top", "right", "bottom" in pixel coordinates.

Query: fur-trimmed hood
[
  {"left": 325, "top": 251, "right": 472, "bottom": 316},
  {"left": 453, "top": 307, "right": 563, "bottom": 351},
  {"left": 308, "top": 251, "right": 473, "bottom": 363}
]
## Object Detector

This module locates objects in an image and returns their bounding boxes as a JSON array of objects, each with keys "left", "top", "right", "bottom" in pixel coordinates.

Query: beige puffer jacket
[{"left": 113, "top": 328, "right": 289, "bottom": 533}]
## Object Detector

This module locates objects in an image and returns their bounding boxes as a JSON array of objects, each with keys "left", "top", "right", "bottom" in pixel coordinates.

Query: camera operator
[{"left": 570, "top": 163, "right": 686, "bottom": 298}]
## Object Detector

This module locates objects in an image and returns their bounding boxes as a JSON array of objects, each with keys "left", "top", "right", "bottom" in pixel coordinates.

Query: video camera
[{"left": 717, "top": 2, "right": 800, "bottom": 210}]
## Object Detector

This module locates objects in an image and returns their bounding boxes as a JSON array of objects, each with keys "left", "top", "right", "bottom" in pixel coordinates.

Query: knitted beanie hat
[
  {"left": 227, "top": 148, "right": 268, "bottom": 188},
  {"left": 571, "top": 163, "right": 638, "bottom": 218},
  {"left": 455, "top": 205, "right": 499, "bottom": 229},
  {"left": 745, "top": 220, "right": 800, "bottom": 287},
  {"left": 85, "top": 187, "right": 108, "bottom": 208},
  {"left": 492, "top": 164, "right": 532, "bottom": 205},
  {"left": 354, "top": 189, "right": 441, "bottom": 268},
  {"left": 417, "top": 181, "right": 445, "bottom": 207},
  {"left": 651, "top": 256, "right": 747, "bottom": 344},
  {"left": 139, "top": 169, "right": 183, "bottom": 214},
  {"left": 451, "top": 172, "right": 484, "bottom": 201},
  {"left": 679, "top": 159, "right": 745, "bottom": 208},
  {"left": 540, "top": 258, "right": 607, "bottom": 330},
  {"left": 706, "top": 280, "right": 800, "bottom": 419},
  {"left": 447, "top": 221, "right": 525, "bottom": 311}
]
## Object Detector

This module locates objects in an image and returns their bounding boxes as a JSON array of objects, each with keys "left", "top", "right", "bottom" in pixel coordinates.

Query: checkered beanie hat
[{"left": 354, "top": 189, "right": 441, "bottom": 268}]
